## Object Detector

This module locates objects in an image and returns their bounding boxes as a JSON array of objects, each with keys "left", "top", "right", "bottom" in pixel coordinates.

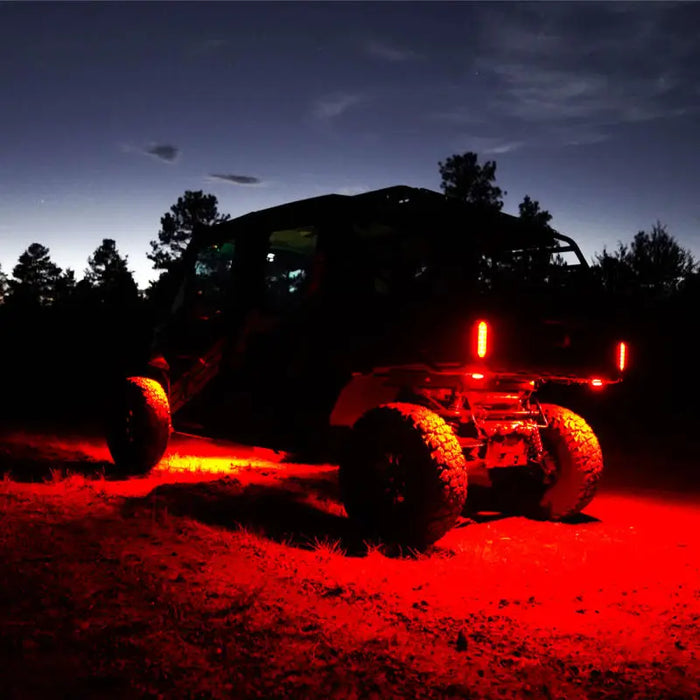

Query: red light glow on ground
[
  {"left": 156, "top": 439, "right": 287, "bottom": 476},
  {"left": 1, "top": 426, "right": 699, "bottom": 697}
]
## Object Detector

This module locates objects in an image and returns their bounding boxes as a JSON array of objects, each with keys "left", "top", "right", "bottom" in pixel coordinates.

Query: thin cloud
[
  {"left": 485, "top": 62, "right": 684, "bottom": 126},
  {"left": 455, "top": 136, "right": 525, "bottom": 155},
  {"left": 364, "top": 39, "right": 418, "bottom": 63},
  {"left": 145, "top": 144, "right": 180, "bottom": 163},
  {"left": 208, "top": 174, "right": 262, "bottom": 185},
  {"left": 312, "top": 92, "right": 363, "bottom": 120},
  {"left": 453, "top": 126, "right": 610, "bottom": 155},
  {"left": 552, "top": 127, "right": 610, "bottom": 148},
  {"left": 468, "top": 4, "right": 700, "bottom": 143}
]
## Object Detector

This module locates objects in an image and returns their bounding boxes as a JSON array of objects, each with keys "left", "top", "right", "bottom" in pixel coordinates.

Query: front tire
[
  {"left": 106, "top": 376, "right": 171, "bottom": 476},
  {"left": 339, "top": 403, "right": 468, "bottom": 548}
]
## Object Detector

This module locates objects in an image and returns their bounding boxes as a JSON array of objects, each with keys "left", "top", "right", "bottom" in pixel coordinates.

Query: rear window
[{"left": 353, "top": 218, "right": 586, "bottom": 300}]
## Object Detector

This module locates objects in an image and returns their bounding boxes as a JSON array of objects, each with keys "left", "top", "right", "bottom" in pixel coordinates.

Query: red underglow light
[
  {"left": 617, "top": 342, "right": 627, "bottom": 372},
  {"left": 590, "top": 378, "right": 604, "bottom": 389},
  {"left": 471, "top": 372, "right": 485, "bottom": 380},
  {"left": 476, "top": 320, "right": 488, "bottom": 359}
]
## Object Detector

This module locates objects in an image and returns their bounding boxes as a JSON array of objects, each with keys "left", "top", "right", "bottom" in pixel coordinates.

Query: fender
[{"left": 329, "top": 372, "right": 401, "bottom": 428}]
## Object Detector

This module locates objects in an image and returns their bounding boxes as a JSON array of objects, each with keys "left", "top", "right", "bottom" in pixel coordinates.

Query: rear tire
[
  {"left": 537, "top": 403, "right": 603, "bottom": 519},
  {"left": 106, "top": 376, "right": 171, "bottom": 476},
  {"left": 339, "top": 403, "right": 468, "bottom": 548},
  {"left": 491, "top": 403, "right": 603, "bottom": 520}
]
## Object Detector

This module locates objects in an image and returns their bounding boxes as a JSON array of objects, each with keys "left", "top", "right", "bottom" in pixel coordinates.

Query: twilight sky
[{"left": 1, "top": 1, "right": 700, "bottom": 289}]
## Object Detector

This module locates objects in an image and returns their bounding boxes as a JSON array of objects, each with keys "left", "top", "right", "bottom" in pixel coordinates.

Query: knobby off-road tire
[
  {"left": 537, "top": 403, "right": 603, "bottom": 519},
  {"left": 106, "top": 376, "right": 171, "bottom": 476},
  {"left": 339, "top": 403, "right": 468, "bottom": 548},
  {"left": 493, "top": 403, "right": 603, "bottom": 520}
]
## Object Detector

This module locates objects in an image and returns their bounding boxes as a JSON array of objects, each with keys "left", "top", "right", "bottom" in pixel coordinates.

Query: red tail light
[
  {"left": 475, "top": 320, "right": 489, "bottom": 359},
  {"left": 616, "top": 342, "right": 627, "bottom": 372}
]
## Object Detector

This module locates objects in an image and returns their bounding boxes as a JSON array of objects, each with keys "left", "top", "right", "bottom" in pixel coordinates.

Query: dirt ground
[{"left": 1, "top": 426, "right": 699, "bottom": 699}]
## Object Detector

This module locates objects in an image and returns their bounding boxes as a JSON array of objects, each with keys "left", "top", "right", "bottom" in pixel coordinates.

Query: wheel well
[{"left": 329, "top": 373, "right": 400, "bottom": 427}]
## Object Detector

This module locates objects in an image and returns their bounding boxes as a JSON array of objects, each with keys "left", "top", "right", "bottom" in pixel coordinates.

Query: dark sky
[{"left": 2, "top": 1, "right": 699, "bottom": 288}]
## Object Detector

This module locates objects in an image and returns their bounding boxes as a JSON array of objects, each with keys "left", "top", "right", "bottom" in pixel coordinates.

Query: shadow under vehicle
[{"left": 106, "top": 186, "right": 628, "bottom": 547}]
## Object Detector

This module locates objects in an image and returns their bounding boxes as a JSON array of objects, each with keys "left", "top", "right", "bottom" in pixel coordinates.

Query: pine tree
[
  {"left": 518, "top": 195, "right": 552, "bottom": 230},
  {"left": 0, "top": 263, "right": 8, "bottom": 304},
  {"left": 84, "top": 239, "right": 139, "bottom": 306},
  {"left": 9, "top": 243, "right": 62, "bottom": 306},
  {"left": 147, "top": 190, "right": 229, "bottom": 270},
  {"left": 438, "top": 152, "right": 505, "bottom": 212},
  {"left": 592, "top": 223, "right": 695, "bottom": 298}
]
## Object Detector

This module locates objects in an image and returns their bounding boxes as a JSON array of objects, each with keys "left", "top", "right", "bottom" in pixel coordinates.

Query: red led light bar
[
  {"left": 617, "top": 342, "right": 627, "bottom": 372},
  {"left": 476, "top": 320, "right": 488, "bottom": 359}
]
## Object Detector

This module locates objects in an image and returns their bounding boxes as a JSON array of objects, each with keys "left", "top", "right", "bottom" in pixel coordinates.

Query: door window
[
  {"left": 263, "top": 227, "right": 318, "bottom": 313},
  {"left": 192, "top": 240, "right": 237, "bottom": 320}
]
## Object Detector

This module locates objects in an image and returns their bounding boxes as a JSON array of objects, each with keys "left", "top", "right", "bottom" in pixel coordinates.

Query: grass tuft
[{"left": 311, "top": 536, "right": 346, "bottom": 559}]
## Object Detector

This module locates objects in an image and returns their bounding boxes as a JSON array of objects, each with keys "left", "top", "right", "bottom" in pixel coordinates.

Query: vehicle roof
[{"left": 194, "top": 185, "right": 583, "bottom": 260}]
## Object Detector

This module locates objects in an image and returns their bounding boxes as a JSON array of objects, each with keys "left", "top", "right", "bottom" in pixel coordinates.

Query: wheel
[
  {"left": 537, "top": 403, "right": 603, "bottom": 519},
  {"left": 339, "top": 403, "right": 468, "bottom": 548},
  {"left": 490, "top": 403, "right": 603, "bottom": 520},
  {"left": 106, "top": 376, "right": 171, "bottom": 475}
]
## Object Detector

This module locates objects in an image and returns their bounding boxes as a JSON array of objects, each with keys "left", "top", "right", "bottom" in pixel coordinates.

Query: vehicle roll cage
[{"left": 186, "top": 186, "right": 589, "bottom": 271}]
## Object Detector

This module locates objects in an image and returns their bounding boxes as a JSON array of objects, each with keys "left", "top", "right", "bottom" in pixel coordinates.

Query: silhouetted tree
[
  {"left": 438, "top": 152, "right": 505, "bottom": 212},
  {"left": 629, "top": 223, "right": 695, "bottom": 295},
  {"left": 513, "top": 194, "right": 563, "bottom": 285},
  {"left": 592, "top": 223, "right": 695, "bottom": 298},
  {"left": 83, "top": 238, "right": 139, "bottom": 306},
  {"left": 146, "top": 191, "right": 229, "bottom": 315},
  {"left": 591, "top": 243, "right": 636, "bottom": 296},
  {"left": 518, "top": 195, "right": 552, "bottom": 230},
  {"left": 8, "top": 243, "right": 62, "bottom": 306},
  {"left": 147, "top": 190, "right": 229, "bottom": 271},
  {"left": 0, "top": 263, "right": 7, "bottom": 304},
  {"left": 54, "top": 268, "right": 77, "bottom": 306}
]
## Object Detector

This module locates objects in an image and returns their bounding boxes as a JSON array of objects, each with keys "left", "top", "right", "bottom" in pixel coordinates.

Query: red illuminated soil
[{"left": 1, "top": 428, "right": 699, "bottom": 699}]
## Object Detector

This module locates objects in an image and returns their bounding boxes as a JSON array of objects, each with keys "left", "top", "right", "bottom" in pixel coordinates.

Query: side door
[
  {"left": 198, "top": 224, "right": 328, "bottom": 441},
  {"left": 238, "top": 225, "right": 322, "bottom": 397},
  {"left": 167, "top": 237, "right": 247, "bottom": 414}
]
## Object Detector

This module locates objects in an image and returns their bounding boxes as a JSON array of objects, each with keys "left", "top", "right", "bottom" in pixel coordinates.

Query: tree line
[
  {"left": 0, "top": 191, "right": 227, "bottom": 310},
  {"left": 0, "top": 152, "right": 695, "bottom": 311},
  {"left": 438, "top": 152, "right": 697, "bottom": 302}
]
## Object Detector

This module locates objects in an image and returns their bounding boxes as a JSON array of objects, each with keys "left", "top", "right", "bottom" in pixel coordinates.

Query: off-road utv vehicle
[{"left": 107, "top": 186, "right": 627, "bottom": 546}]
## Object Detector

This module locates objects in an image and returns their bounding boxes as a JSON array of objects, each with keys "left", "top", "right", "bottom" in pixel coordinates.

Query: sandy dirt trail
[{"left": 0, "top": 428, "right": 699, "bottom": 699}]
